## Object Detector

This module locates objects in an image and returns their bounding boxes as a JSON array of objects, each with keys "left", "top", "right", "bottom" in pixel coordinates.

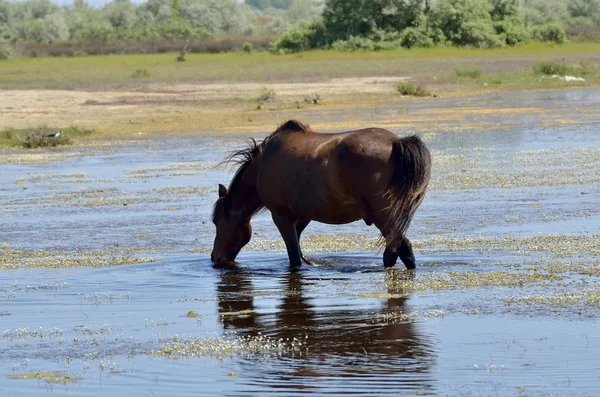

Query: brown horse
[{"left": 211, "top": 120, "right": 431, "bottom": 269}]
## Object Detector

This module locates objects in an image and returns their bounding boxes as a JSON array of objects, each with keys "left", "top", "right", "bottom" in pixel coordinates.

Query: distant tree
[
  {"left": 0, "top": 0, "right": 13, "bottom": 25},
  {"left": 246, "top": 0, "right": 294, "bottom": 10},
  {"left": 430, "top": 0, "right": 503, "bottom": 47},
  {"left": 518, "top": 0, "right": 569, "bottom": 25},
  {"left": 322, "top": 0, "right": 425, "bottom": 42},
  {"left": 179, "top": 0, "right": 254, "bottom": 35},
  {"left": 44, "top": 12, "right": 70, "bottom": 42},
  {"left": 567, "top": 0, "right": 600, "bottom": 18},
  {"left": 490, "top": 0, "right": 518, "bottom": 21},
  {"left": 103, "top": 0, "right": 138, "bottom": 31}
]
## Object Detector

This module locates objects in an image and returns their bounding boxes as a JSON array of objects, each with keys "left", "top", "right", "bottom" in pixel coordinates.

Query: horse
[{"left": 211, "top": 120, "right": 431, "bottom": 269}]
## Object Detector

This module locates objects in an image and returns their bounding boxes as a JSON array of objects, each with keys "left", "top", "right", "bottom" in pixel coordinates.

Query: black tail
[{"left": 383, "top": 135, "right": 431, "bottom": 249}]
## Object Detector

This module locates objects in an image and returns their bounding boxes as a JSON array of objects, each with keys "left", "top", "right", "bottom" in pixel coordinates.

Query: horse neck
[{"left": 229, "top": 159, "right": 262, "bottom": 222}]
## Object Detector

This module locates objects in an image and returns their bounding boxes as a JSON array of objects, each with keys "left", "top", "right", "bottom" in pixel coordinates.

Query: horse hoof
[{"left": 301, "top": 255, "right": 313, "bottom": 266}]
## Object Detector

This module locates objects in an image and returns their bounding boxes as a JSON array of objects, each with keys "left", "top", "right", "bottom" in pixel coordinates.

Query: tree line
[{"left": 1, "top": 0, "right": 599, "bottom": 59}]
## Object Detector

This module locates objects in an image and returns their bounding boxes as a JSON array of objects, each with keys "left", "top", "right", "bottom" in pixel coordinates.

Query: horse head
[{"left": 211, "top": 184, "right": 252, "bottom": 264}]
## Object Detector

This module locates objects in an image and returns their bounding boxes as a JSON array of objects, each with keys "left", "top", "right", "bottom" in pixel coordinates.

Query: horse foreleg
[
  {"left": 296, "top": 219, "right": 312, "bottom": 265},
  {"left": 272, "top": 213, "right": 302, "bottom": 269}
]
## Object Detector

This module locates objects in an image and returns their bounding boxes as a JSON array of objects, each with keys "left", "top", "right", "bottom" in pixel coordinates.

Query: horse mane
[
  {"left": 275, "top": 119, "right": 310, "bottom": 134},
  {"left": 212, "top": 120, "right": 310, "bottom": 221},
  {"left": 212, "top": 138, "right": 264, "bottom": 221}
]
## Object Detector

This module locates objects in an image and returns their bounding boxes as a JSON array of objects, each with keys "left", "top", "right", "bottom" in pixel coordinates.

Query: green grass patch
[
  {"left": 454, "top": 67, "right": 482, "bottom": 79},
  {"left": 396, "top": 81, "right": 429, "bottom": 97},
  {"left": 131, "top": 68, "right": 151, "bottom": 79},
  {"left": 0, "top": 126, "right": 93, "bottom": 149},
  {"left": 1, "top": 43, "right": 599, "bottom": 90},
  {"left": 533, "top": 60, "right": 576, "bottom": 76}
]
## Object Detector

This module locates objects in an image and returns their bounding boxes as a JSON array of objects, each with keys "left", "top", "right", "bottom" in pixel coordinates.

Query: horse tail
[{"left": 383, "top": 135, "right": 431, "bottom": 249}]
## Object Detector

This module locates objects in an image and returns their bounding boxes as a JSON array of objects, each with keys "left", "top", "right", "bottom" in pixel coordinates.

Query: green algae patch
[
  {"left": 9, "top": 371, "right": 81, "bottom": 384},
  {"left": 384, "top": 270, "right": 562, "bottom": 294},
  {"left": 413, "top": 233, "right": 600, "bottom": 258},
  {"left": 152, "top": 334, "right": 306, "bottom": 360},
  {"left": 247, "top": 234, "right": 380, "bottom": 254},
  {"left": 0, "top": 250, "right": 155, "bottom": 270},
  {"left": 504, "top": 289, "right": 600, "bottom": 308}
]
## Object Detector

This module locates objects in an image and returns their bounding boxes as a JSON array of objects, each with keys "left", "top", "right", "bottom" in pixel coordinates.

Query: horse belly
[{"left": 258, "top": 159, "right": 362, "bottom": 224}]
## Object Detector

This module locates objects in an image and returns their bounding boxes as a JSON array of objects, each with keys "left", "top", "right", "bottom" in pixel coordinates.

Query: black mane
[
  {"left": 212, "top": 120, "right": 310, "bottom": 222},
  {"left": 212, "top": 138, "right": 263, "bottom": 221}
]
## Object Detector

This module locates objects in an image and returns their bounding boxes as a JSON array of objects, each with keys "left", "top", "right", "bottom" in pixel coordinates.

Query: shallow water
[{"left": 1, "top": 88, "right": 600, "bottom": 396}]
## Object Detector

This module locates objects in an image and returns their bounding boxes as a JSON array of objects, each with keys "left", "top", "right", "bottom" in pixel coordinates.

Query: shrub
[
  {"left": 0, "top": 44, "right": 15, "bottom": 60},
  {"left": 533, "top": 61, "right": 574, "bottom": 76},
  {"left": 400, "top": 27, "right": 434, "bottom": 49},
  {"left": 270, "top": 24, "right": 313, "bottom": 54},
  {"left": 493, "top": 18, "right": 531, "bottom": 46},
  {"left": 258, "top": 88, "right": 276, "bottom": 102},
  {"left": 332, "top": 29, "right": 404, "bottom": 51},
  {"left": 242, "top": 41, "right": 253, "bottom": 53},
  {"left": 396, "top": 81, "right": 429, "bottom": 97},
  {"left": 455, "top": 67, "right": 482, "bottom": 78},
  {"left": 533, "top": 24, "right": 567, "bottom": 44},
  {"left": 0, "top": 42, "right": 15, "bottom": 60}
]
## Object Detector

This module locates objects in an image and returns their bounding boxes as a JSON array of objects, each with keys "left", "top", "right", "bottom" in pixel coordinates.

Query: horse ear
[{"left": 218, "top": 184, "right": 228, "bottom": 198}]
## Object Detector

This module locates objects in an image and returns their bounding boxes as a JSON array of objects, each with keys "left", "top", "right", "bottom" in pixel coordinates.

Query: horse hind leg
[
  {"left": 383, "top": 237, "right": 415, "bottom": 269},
  {"left": 296, "top": 218, "right": 312, "bottom": 265},
  {"left": 370, "top": 212, "right": 416, "bottom": 269}
]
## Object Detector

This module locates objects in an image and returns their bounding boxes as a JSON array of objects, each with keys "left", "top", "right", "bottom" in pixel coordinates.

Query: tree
[
  {"left": 430, "top": 0, "right": 503, "bottom": 47},
  {"left": 567, "top": 0, "right": 600, "bottom": 18},
  {"left": 179, "top": 0, "right": 254, "bottom": 35},
  {"left": 103, "top": 0, "right": 138, "bottom": 31},
  {"left": 44, "top": 12, "right": 70, "bottom": 42},
  {"left": 490, "top": 0, "right": 518, "bottom": 21},
  {"left": 322, "top": 0, "right": 425, "bottom": 42}
]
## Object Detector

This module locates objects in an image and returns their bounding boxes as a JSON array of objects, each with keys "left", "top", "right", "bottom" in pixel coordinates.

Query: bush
[
  {"left": 431, "top": 0, "right": 505, "bottom": 48},
  {"left": 494, "top": 18, "right": 531, "bottom": 46},
  {"left": 242, "top": 41, "right": 253, "bottom": 53},
  {"left": 0, "top": 42, "right": 16, "bottom": 60},
  {"left": 533, "top": 61, "right": 574, "bottom": 76},
  {"left": 396, "top": 81, "right": 429, "bottom": 97},
  {"left": 455, "top": 67, "right": 482, "bottom": 78},
  {"left": 270, "top": 24, "right": 313, "bottom": 54},
  {"left": 332, "top": 29, "right": 404, "bottom": 51},
  {"left": 400, "top": 28, "right": 434, "bottom": 49},
  {"left": 533, "top": 24, "right": 567, "bottom": 44}
]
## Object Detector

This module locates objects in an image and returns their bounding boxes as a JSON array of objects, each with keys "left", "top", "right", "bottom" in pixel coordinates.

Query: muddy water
[{"left": 2, "top": 88, "right": 600, "bottom": 396}]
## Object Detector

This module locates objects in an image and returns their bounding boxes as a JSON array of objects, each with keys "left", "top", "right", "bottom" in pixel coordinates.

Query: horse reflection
[
  {"left": 215, "top": 266, "right": 435, "bottom": 393},
  {"left": 215, "top": 267, "right": 260, "bottom": 334}
]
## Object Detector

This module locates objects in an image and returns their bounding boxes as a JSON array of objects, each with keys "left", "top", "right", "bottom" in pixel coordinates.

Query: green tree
[
  {"left": 322, "top": 0, "right": 424, "bottom": 42},
  {"left": 104, "top": 0, "right": 138, "bottom": 31},
  {"left": 44, "top": 12, "right": 70, "bottom": 42},
  {"left": 567, "top": 0, "right": 600, "bottom": 18},
  {"left": 430, "top": 0, "right": 503, "bottom": 47},
  {"left": 490, "top": 0, "right": 518, "bottom": 21}
]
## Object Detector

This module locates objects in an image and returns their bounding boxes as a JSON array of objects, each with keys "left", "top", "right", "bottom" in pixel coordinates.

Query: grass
[
  {"left": 1, "top": 42, "right": 599, "bottom": 90},
  {"left": 0, "top": 126, "right": 92, "bottom": 148},
  {"left": 454, "top": 67, "right": 482, "bottom": 79},
  {"left": 533, "top": 60, "right": 576, "bottom": 76}
]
